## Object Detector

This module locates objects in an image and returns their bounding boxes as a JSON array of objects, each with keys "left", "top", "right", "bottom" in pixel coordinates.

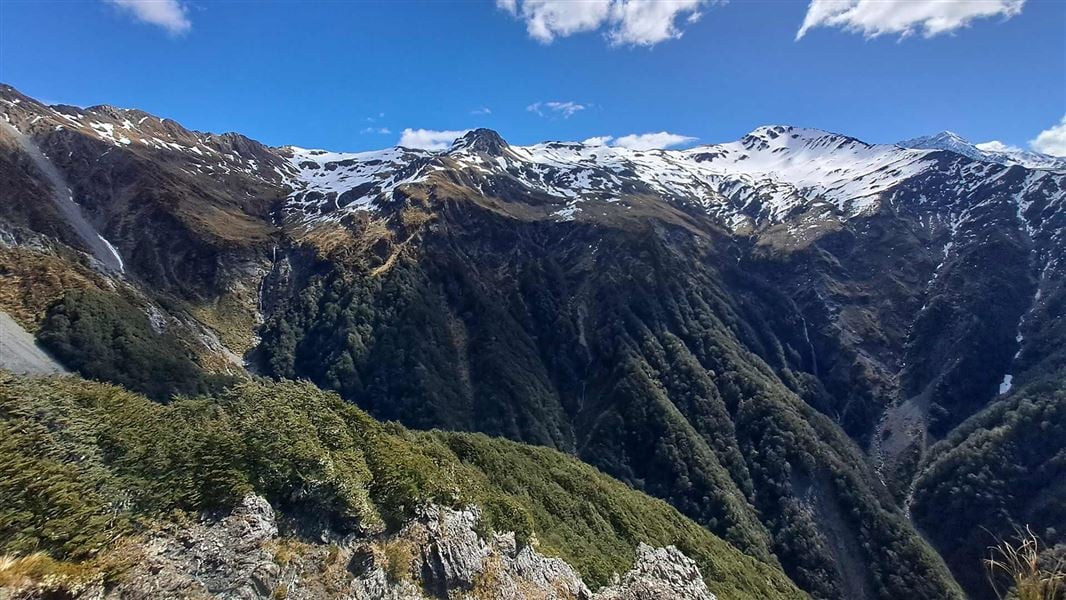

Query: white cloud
[
  {"left": 497, "top": 0, "right": 710, "bottom": 46},
  {"left": 611, "top": 131, "right": 697, "bottom": 150},
  {"left": 1030, "top": 115, "right": 1066, "bottom": 156},
  {"left": 398, "top": 128, "right": 470, "bottom": 150},
  {"left": 361, "top": 127, "right": 392, "bottom": 135},
  {"left": 528, "top": 101, "right": 587, "bottom": 118},
  {"left": 583, "top": 131, "right": 696, "bottom": 150},
  {"left": 583, "top": 135, "right": 615, "bottom": 146},
  {"left": 472, "top": 107, "right": 493, "bottom": 115},
  {"left": 796, "top": 0, "right": 1025, "bottom": 40},
  {"left": 607, "top": 0, "right": 707, "bottom": 45},
  {"left": 974, "top": 140, "right": 1022, "bottom": 153},
  {"left": 105, "top": 0, "right": 191, "bottom": 34}
]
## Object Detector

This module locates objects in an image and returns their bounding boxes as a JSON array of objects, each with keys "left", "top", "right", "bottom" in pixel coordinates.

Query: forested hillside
[{"left": 0, "top": 373, "right": 803, "bottom": 599}]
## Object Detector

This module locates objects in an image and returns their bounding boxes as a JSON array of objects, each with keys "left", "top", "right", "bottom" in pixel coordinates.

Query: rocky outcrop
[
  {"left": 593, "top": 545, "right": 715, "bottom": 600},
  {"left": 97, "top": 494, "right": 281, "bottom": 600},
  {"left": 8, "top": 496, "right": 715, "bottom": 600},
  {"left": 398, "top": 505, "right": 591, "bottom": 599}
]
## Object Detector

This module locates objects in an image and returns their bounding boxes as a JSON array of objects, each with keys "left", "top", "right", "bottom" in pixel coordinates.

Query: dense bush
[
  {"left": 912, "top": 373, "right": 1066, "bottom": 599},
  {"left": 37, "top": 289, "right": 234, "bottom": 400},
  {"left": 0, "top": 373, "right": 803, "bottom": 599}
]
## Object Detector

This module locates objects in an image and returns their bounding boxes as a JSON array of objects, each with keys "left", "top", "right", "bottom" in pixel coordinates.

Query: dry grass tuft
[
  {"left": 0, "top": 552, "right": 50, "bottom": 588},
  {"left": 986, "top": 527, "right": 1065, "bottom": 600}
]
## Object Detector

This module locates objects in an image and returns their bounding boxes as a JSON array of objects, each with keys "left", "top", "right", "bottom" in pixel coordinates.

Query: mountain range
[
  {"left": 899, "top": 130, "right": 1066, "bottom": 170},
  {"left": 1, "top": 83, "right": 1063, "bottom": 600}
]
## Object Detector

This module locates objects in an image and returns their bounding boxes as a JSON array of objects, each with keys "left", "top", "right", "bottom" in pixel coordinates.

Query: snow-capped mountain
[
  {"left": 281, "top": 125, "right": 1063, "bottom": 246},
  {"left": 3, "top": 84, "right": 1066, "bottom": 600},
  {"left": 283, "top": 126, "right": 936, "bottom": 227},
  {"left": 898, "top": 130, "right": 1066, "bottom": 170}
]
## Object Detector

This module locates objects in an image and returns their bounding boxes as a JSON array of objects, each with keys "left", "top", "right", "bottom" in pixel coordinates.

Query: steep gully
[{"left": 0, "top": 119, "right": 124, "bottom": 272}]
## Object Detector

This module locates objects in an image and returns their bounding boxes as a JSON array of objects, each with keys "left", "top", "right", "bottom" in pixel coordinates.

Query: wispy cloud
[
  {"left": 497, "top": 0, "right": 711, "bottom": 47},
  {"left": 104, "top": 0, "right": 191, "bottom": 35},
  {"left": 471, "top": 107, "right": 493, "bottom": 115},
  {"left": 361, "top": 127, "right": 392, "bottom": 135},
  {"left": 398, "top": 128, "right": 470, "bottom": 150},
  {"left": 796, "top": 0, "right": 1025, "bottom": 40},
  {"left": 583, "top": 131, "right": 697, "bottom": 150},
  {"left": 1030, "top": 115, "right": 1066, "bottom": 156},
  {"left": 527, "top": 101, "right": 587, "bottom": 119}
]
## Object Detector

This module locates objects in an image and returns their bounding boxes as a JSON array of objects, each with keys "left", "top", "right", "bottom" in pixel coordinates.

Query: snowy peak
[
  {"left": 450, "top": 128, "right": 509, "bottom": 156},
  {"left": 276, "top": 124, "right": 941, "bottom": 228},
  {"left": 900, "top": 130, "right": 971, "bottom": 151},
  {"left": 281, "top": 145, "right": 432, "bottom": 217},
  {"left": 739, "top": 125, "right": 869, "bottom": 154},
  {"left": 899, "top": 131, "right": 1066, "bottom": 170},
  {"left": 899, "top": 131, "right": 995, "bottom": 162}
]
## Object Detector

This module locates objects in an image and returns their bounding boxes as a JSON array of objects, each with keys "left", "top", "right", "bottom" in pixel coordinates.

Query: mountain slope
[
  {"left": 256, "top": 188, "right": 963, "bottom": 600},
  {"left": 2, "top": 85, "right": 1063, "bottom": 599},
  {"left": 0, "top": 373, "right": 803, "bottom": 600}
]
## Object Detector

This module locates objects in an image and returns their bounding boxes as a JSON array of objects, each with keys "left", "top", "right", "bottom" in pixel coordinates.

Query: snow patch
[{"left": 998, "top": 374, "right": 1013, "bottom": 395}]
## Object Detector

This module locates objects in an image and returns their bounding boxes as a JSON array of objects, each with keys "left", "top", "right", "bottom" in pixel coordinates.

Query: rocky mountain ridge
[
  {"left": 4, "top": 495, "right": 717, "bottom": 600},
  {"left": 899, "top": 130, "right": 1066, "bottom": 170},
  {"left": 2, "top": 84, "right": 1063, "bottom": 600}
]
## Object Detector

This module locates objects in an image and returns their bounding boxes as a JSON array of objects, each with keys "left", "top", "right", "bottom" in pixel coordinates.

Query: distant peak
[
  {"left": 451, "top": 128, "right": 509, "bottom": 155},
  {"left": 908, "top": 130, "right": 976, "bottom": 146},
  {"left": 898, "top": 131, "right": 1066, "bottom": 170},
  {"left": 934, "top": 130, "right": 969, "bottom": 143},
  {"left": 740, "top": 125, "right": 868, "bottom": 151},
  {"left": 745, "top": 124, "right": 792, "bottom": 138},
  {"left": 898, "top": 131, "right": 976, "bottom": 150}
]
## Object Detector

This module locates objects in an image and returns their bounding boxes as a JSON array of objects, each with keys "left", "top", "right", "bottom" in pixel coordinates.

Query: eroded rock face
[
  {"left": 13, "top": 497, "right": 714, "bottom": 600},
  {"left": 592, "top": 544, "right": 715, "bottom": 600},
  {"left": 400, "top": 505, "right": 591, "bottom": 600},
  {"left": 105, "top": 494, "right": 281, "bottom": 600}
]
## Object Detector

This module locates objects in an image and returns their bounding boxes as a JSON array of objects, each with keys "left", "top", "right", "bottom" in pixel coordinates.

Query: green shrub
[{"left": 0, "top": 373, "right": 804, "bottom": 599}]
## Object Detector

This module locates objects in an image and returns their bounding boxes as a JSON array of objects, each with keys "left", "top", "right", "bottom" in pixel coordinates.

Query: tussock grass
[
  {"left": 986, "top": 528, "right": 1064, "bottom": 600},
  {"left": 0, "top": 552, "right": 49, "bottom": 588}
]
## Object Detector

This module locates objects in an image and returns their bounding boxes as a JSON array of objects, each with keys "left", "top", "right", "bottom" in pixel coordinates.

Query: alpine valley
[{"left": 1, "top": 83, "right": 1063, "bottom": 600}]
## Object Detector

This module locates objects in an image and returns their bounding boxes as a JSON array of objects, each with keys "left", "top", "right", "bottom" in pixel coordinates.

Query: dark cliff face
[{"left": 2, "top": 85, "right": 1063, "bottom": 600}]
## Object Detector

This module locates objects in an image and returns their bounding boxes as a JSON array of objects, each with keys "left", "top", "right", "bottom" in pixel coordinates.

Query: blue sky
[{"left": 1, "top": 0, "right": 1063, "bottom": 153}]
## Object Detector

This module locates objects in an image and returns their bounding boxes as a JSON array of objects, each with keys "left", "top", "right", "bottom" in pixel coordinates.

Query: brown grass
[
  {"left": 292, "top": 217, "right": 397, "bottom": 265},
  {"left": 0, "top": 247, "right": 98, "bottom": 329},
  {"left": 986, "top": 527, "right": 1065, "bottom": 600},
  {"left": 189, "top": 285, "right": 261, "bottom": 356},
  {"left": 400, "top": 207, "right": 434, "bottom": 231},
  {"left": 0, "top": 551, "right": 103, "bottom": 591},
  {"left": 268, "top": 538, "right": 311, "bottom": 567},
  {"left": 0, "top": 552, "right": 50, "bottom": 589}
]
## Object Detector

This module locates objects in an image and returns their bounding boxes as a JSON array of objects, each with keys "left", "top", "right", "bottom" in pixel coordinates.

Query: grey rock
[
  {"left": 102, "top": 494, "right": 280, "bottom": 600},
  {"left": 591, "top": 544, "right": 716, "bottom": 600},
  {"left": 19, "top": 499, "right": 716, "bottom": 600}
]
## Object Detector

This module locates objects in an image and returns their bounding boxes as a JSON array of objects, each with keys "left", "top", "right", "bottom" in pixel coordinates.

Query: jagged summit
[{"left": 450, "top": 128, "right": 509, "bottom": 155}]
